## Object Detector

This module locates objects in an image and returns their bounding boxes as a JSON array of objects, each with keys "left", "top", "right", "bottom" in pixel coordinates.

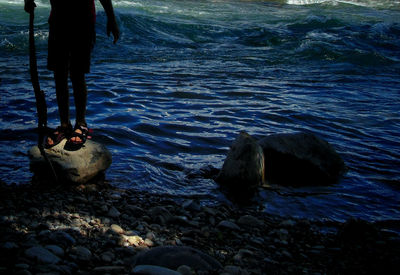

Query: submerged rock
[
  {"left": 28, "top": 139, "right": 112, "bottom": 183},
  {"left": 216, "top": 132, "right": 265, "bottom": 192},
  {"left": 258, "top": 132, "right": 346, "bottom": 186}
]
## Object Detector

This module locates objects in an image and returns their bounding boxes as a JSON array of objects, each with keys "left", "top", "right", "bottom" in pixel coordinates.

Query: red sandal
[
  {"left": 64, "top": 124, "right": 91, "bottom": 151},
  {"left": 44, "top": 124, "right": 72, "bottom": 149}
]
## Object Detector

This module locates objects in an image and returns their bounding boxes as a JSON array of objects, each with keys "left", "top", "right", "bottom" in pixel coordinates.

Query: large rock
[
  {"left": 216, "top": 132, "right": 265, "bottom": 192},
  {"left": 258, "top": 132, "right": 346, "bottom": 186},
  {"left": 28, "top": 139, "right": 112, "bottom": 183}
]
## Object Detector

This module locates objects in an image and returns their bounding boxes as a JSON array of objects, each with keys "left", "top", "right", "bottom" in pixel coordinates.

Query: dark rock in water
[
  {"left": 28, "top": 139, "right": 112, "bottom": 183},
  {"left": 216, "top": 131, "right": 264, "bottom": 192},
  {"left": 132, "top": 246, "right": 222, "bottom": 272},
  {"left": 258, "top": 132, "right": 346, "bottom": 186}
]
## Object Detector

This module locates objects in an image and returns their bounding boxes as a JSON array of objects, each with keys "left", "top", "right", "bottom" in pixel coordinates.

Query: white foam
[{"left": 287, "top": 0, "right": 400, "bottom": 8}]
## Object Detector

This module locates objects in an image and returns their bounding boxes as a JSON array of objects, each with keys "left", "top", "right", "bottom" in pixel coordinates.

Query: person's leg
[
  {"left": 70, "top": 70, "right": 88, "bottom": 143},
  {"left": 46, "top": 66, "right": 70, "bottom": 147},
  {"left": 55, "top": 67, "right": 70, "bottom": 128}
]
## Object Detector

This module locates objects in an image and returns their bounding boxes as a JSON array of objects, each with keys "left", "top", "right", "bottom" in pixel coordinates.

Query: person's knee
[{"left": 70, "top": 70, "right": 86, "bottom": 87}]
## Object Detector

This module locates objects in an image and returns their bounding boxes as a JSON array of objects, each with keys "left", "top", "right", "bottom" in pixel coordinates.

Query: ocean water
[{"left": 1, "top": 0, "right": 399, "bottom": 222}]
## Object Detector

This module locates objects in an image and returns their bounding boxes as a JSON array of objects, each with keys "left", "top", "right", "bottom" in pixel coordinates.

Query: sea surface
[{"left": 1, "top": 0, "right": 399, "bottom": 222}]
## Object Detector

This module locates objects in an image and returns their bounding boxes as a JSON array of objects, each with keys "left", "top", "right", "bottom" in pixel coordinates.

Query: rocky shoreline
[{"left": 1, "top": 181, "right": 399, "bottom": 274}]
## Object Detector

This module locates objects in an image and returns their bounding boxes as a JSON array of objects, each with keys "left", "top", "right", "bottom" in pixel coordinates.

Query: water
[{"left": 1, "top": 0, "right": 399, "bottom": 222}]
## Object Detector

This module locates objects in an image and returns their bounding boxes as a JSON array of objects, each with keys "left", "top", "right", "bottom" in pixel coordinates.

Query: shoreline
[{"left": 1, "top": 181, "right": 399, "bottom": 274}]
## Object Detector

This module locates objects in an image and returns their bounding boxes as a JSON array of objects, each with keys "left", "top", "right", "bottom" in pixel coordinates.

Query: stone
[
  {"left": 93, "top": 266, "right": 125, "bottom": 273},
  {"left": 24, "top": 246, "right": 60, "bottom": 264},
  {"left": 2, "top": 242, "right": 18, "bottom": 249},
  {"left": 258, "top": 132, "right": 346, "bottom": 185},
  {"left": 237, "top": 215, "right": 263, "bottom": 228},
  {"left": 45, "top": 245, "right": 64, "bottom": 257},
  {"left": 28, "top": 139, "right": 112, "bottom": 183},
  {"left": 126, "top": 235, "right": 144, "bottom": 246},
  {"left": 132, "top": 265, "right": 180, "bottom": 275},
  {"left": 108, "top": 206, "right": 121, "bottom": 218},
  {"left": 176, "top": 265, "right": 193, "bottom": 275},
  {"left": 71, "top": 246, "right": 92, "bottom": 261},
  {"left": 224, "top": 265, "right": 249, "bottom": 275},
  {"left": 148, "top": 206, "right": 173, "bottom": 224},
  {"left": 216, "top": 131, "right": 264, "bottom": 192},
  {"left": 101, "top": 251, "right": 115, "bottom": 263},
  {"left": 132, "top": 246, "right": 222, "bottom": 272},
  {"left": 182, "top": 200, "right": 201, "bottom": 212},
  {"left": 111, "top": 224, "right": 124, "bottom": 234},
  {"left": 48, "top": 231, "right": 76, "bottom": 247},
  {"left": 217, "top": 220, "right": 241, "bottom": 231}
]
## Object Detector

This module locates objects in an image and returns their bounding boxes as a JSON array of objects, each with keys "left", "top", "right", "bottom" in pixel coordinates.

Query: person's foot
[
  {"left": 64, "top": 125, "right": 90, "bottom": 151},
  {"left": 45, "top": 124, "right": 72, "bottom": 149},
  {"left": 69, "top": 128, "right": 83, "bottom": 143}
]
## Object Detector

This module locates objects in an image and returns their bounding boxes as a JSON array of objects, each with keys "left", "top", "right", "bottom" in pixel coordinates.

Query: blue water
[{"left": 1, "top": 0, "right": 399, "bottom": 222}]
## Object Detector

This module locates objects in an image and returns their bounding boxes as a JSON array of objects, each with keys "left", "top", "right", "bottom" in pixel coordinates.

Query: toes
[{"left": 47, "top": 137, "right": 54, "bottom": 146}]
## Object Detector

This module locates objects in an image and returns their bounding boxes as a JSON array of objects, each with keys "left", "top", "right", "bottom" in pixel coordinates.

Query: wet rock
[
  {"left": 24, "top": 246, "right": 61, "bottom": 264},
  {"left": 216, "top": 132, "right": 265, "bottom": 192},
  {"left": 258, "top": 132, "right": 346, "bottom": 185},
  {"left": 28, "top": 139, "right": 112, "bottom": 183},
  {"left": 132, "top": 246, "right": 222, "bottom": 272},
  {"left": 132, "top": 265, "right": 180, "bottom": 275}
]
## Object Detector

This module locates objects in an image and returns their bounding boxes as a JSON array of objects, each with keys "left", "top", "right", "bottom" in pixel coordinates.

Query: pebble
[
  {"left": 217, "top": 220, "right": 241, "bottom": 231},
  {"left": 126, "top": 235, "right": 144, "bottom": 246},
  {"left": 224, "top": 265, "right": 249, "bottom": 275},
  {"left": 45, "top": 244, "right": 64, "bottom": 257},
  {"left": 111, "top": 224, "right": 124, "bottom": 234},
  {"left": 24, "top": 246, "right": 61, "bottom": 264},
  {"left": 1, "top": 184, "right": 398, "bottom": 275},
  {"left": 15, "top": 264, "right": 29, "bottom": 269},
  {"left": 132, "top": 265, "right": 180, "bottom": 275},
  {"left": 101, "top": 251, "right": 115, "bottom": 263},
  {"left": 108, "top": 206, "right": 121, "bottom": 218},
  {"left": 182, "top": 200, "right": 201, "bottom": 212},
  {"left": 2, "top": 241, "right": 18, "bottom": 249},
  {"left": 71, "top": 246, "right": 92, "bottom": 261},
  {"left": 49, "top": 231, "right": 76, "bottom": 247},
  {"left": 93, "top": 266, "right": 125, "bottom": 273},
  {"left": 237, "top": 215, "right": 263, "bottom": 228},
  {"left": 177, "top": 265, "right": 193, "bottom": 275}
]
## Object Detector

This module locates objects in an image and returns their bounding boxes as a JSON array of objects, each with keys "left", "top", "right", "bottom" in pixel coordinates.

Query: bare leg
[
  {"left": 55, "top": 67, "right": 70, "bottom": 128},
  {"left": 46, "top": 67, "right": 70, "bottom": 146},
  {"left": 70, "top": 70, "right": 88, "bottom": 142}
]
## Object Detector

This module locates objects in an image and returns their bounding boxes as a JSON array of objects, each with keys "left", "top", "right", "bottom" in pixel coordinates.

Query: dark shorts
[{"left": 47, "top": 0, "right": 96, "bottom": 74}]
